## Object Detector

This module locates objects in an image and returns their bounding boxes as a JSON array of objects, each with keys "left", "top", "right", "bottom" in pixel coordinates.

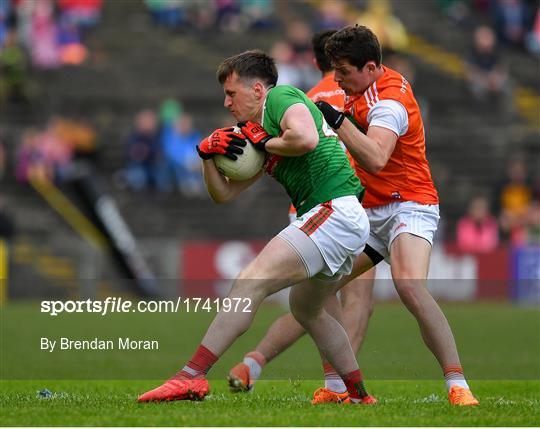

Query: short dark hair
[
  {"left": 325, "top": 25, "right": 382, "bottom": 70},
  {"left": 217, "top": 50, "right": 278, "bottom": 87},
  {"left": 311, "top": 29, "right": 337, "bottom": 73}
]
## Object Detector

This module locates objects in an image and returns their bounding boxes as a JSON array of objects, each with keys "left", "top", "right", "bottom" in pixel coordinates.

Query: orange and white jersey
[
  {"left": 289, "top": 73, "right": 350, "bottom": 218},
  {"left": 345, "top": 66, "right": 439, "bottom": 209},
  {"left": 306, "top": 72, "right": 345, "bottom": 110}
]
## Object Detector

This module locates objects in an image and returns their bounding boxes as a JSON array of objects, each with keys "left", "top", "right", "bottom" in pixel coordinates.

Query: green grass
[
  {"left": 1, "top": 380, "right": 539, "bottom": 426},
  {"left": 1, "top": 301, "right": 539, "bottom": 425}
]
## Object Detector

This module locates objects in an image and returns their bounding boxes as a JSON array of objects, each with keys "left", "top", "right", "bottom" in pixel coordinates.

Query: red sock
[
  {"left": 173, "top": 345, "right": 218, "bottom": 380},
  {"left": 323, "top": 362, "right": 339, "bottom": 378},
  {"left": 443, "top": 364, "right": 469, "bottom": 389},
  {"left": 342, "top": 369, "right": 368, "bottom": 402},
  {"left": 443, "top": 365, "right": 464, "bottom": 378}
]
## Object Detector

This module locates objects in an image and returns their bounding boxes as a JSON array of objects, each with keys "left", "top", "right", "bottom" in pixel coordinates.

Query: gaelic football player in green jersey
[{"left": 138, "top": 50, "right": 371, "bottom": 404}]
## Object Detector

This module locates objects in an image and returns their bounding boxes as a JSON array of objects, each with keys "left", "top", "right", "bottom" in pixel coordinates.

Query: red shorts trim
[{"left": 300, "top": 201, "right": 334, "bottom": 236}]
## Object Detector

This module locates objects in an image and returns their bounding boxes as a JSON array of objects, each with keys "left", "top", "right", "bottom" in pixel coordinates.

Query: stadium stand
[{"left": 2, "top": 0, "right": 539, "bottom": 293}]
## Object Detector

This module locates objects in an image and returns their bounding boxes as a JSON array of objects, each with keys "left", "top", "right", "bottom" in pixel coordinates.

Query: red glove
[
  {"left": 197, "top": 127, "right": 246, "bottom": 160},
  {"left": 237, "top": 121, "right": 272, "bottom": 151}
]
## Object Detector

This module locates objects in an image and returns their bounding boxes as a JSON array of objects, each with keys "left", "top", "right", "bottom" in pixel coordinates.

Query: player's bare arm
[
  {"left": 202, "top": 159, "right": 263, "bottom": 203},
  {"left": 337, "top": 120, "right": 397, "bottom": 173},
  {"left": 264, "top": 104, "right": 319, "bottom": 156}
]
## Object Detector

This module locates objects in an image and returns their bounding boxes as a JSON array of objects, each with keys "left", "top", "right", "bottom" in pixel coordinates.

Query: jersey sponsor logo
[{"left": 311, "top": 89, "right": 345, "bottom": 102}]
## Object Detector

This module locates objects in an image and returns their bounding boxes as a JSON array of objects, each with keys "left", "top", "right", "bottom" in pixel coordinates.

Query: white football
[{"left": 214, "top": 127, "right": 266, "bottom": 181}]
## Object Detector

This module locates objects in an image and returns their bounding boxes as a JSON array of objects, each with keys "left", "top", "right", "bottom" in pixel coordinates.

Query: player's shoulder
[
  {"left": 269, "top": 84, "right": 305, "bottom": 100},
  {"left": 374, "top": 66, "right": 412, "bottom": 99}
]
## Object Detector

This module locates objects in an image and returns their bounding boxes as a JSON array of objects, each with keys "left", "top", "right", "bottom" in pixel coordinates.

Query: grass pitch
[
  {"left": 1, "top": 379, "right": 539, "bottom": 426},
  {"left": 1, "top": 301, "right": 539, "bottom": 426}
]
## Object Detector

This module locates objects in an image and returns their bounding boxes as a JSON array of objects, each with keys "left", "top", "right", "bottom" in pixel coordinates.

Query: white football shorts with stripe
[{"left": 288, "top": 195, "right": 369, "bottom": 277}]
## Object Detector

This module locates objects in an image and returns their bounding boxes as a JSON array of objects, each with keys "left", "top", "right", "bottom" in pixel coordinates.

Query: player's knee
[
  {"left": 394, "top": 279, "right": 426, "bottom": 309},
  {"left": 289, "top": 292, "right": 320, "bottom": 324},
  {"left": 228, "top": 279, "right": 265, "bottom": 302}
]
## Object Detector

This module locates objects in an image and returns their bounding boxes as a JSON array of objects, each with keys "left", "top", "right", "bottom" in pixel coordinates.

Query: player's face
[
  {"left": 333, "top": 60, "right": 376, "bottom": 95},
  {"left": 222, "top": 73, "right": 261, "bottom": 122}
]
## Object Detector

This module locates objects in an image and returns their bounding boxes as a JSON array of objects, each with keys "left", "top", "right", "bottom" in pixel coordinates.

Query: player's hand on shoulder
[
  {"left": 315, "top": 101, "right": 345, "bottom": 130},
  {"left": 237, "top": 121, "right": 272, "bottom": 151},
  {"left": 197, "top": 127, "right": 247, "bottom": 161}
]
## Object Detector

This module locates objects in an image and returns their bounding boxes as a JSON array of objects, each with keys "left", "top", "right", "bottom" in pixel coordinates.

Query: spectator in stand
[
  {"left": 51, "top": 116, "right": 98, "bottom": 161},
  {"left": 215, "top": 0, "right": 243, "bottom": 33},
  {"left": 270, "top": 41, "right": 302, "bottom": 87},
  {"left": 0, "top": 28, "right": 29, "bottom": 102},
  {"left": 456, "top": 196, "right": 499, "bottom": 253},
  {"left": 159, "top": 98, "right": 182, "bottom": 127},
  {"left": 16, "top": 128, "right": 49, "bottom": 183},
  {"left": 161, "top": 114, "right": 204, "bottom": 197},
  {"left": 241, "top": 0, "right": 275, "bottom": 30},
  {"left": 356, "top": 0, "right": 409, "bottom": 52},
  {"left": 525, "top": 7, "right": 540, "bottom": 54},
  {"left": 316, "top": 0, "right": 348, "bottom": 31},
  {"left": 39, "top": 118, "right": 75, "bottom": 182},
  {"left": 285, "top": 20, "right": 318, "bottom": 90},
  {"left": 496, "top": 159, "right": 533, "bottom": 245},
  {"left": 30, "top": 0, "right": 60, "bottom": 70},
  {"left": 124, "top": 109, "right": 160, "bottom": 192},
  {"left": 492, "top": 0, "right": 531, "bottom": 47},
  {"left": 57, "top": 0, "right": 103, "bottom": 29},
  {"left": 0, "top": 0, "right": 13, "bottom": 47},
  {"left": 466, "top": 25, "right": 509, "bottom": 101},
  {"left": 57, "top": 16, "right": 88, "bottom": 66},
  {"left": 145, "top": 0, "right": 186, "bottom": 29}
]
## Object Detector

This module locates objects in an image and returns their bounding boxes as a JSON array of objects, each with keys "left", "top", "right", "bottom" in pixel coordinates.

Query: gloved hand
[
  {"left": 315, "top": 101, "right": 346, "bottom": 130},
  {"left": 196, "top": 127, "right": 247, "bottom": 160},
  {"left": 237, "top": 121, "right": 272, "bottom": 151}
]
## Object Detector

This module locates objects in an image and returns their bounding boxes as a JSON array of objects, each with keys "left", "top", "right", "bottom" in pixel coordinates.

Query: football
[{"left": 213, "top": 127, "right": 266, "bottom": 181}]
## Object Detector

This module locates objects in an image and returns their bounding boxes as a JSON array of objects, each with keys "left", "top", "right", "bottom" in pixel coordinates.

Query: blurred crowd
[
  {"left": 439, "top": 0, "right": 540, "bottom": 54},
  {"left": 456, "top": 159, "right": 540, "bottom": 253},
  {"left": 2, "top": 0, "right": 538, "bottom": 252},
  {"left": 15, "top": 116, "right": 98, "bottom": 184},
  {"left": 438, "top": 0, "right": 540, "bottom": 101},
  {"left": 0, "top": 0, "right": 102, "bottom": 102},
  {"left": 144, "top": 0, "right": 275, "bottom": 33},
  {"left": 117, "top": 100, "right": 205, "bottom": 198}
]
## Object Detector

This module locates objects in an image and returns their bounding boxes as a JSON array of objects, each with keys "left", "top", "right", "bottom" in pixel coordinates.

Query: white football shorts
[
  {"left": 279, "top": 195, "right": 369, "bottom": 277},
  {"left": 365, "top": 200, "right": 440, "bottom": 262}
]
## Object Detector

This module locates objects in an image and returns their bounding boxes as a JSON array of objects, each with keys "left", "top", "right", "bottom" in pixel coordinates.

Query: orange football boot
[
  {"left": 448, "top": 386, "right": 479, "bottom": 406},
  {"left": 311, "top": 387, "right": 351, "bottom": 404},
  {"left": 357, "top": 394, "right": 378, "bottom": 404},
  {"left": 138, "top": 378, "right": 209, "bottom": 402},
  {"left": 227, "top": 362, "right": 252, "bottom": 392}
]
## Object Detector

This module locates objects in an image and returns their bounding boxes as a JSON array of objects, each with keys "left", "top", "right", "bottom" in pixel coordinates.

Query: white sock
[
  {"left": 243, "top": 357, "right": 262, "bottom": 382},
  {"left": 446, "top": 378, "right": 470, "bottom": 390},
  {"left": 324, "top": 377, "right": 347, "bottom": 393}
]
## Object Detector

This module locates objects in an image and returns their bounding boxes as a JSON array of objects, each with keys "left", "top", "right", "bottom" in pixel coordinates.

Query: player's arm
[
  {"left": 197, "top": 127, "right": 262, "bottom": 203},
  {"left": 316, "top": 100, "right": 404, "bottom": 173},
  {"left": 239, "top": 104, "right": 319, "bottom": 157},
  {"left": 337, "top": 121, "right": 397, "bottom": 173},
  {"left": 201, "top": 159, "right": 263, "bottom": 204},
  {"left": 267, "top": 103, "right": 318, "bottom": 156}
]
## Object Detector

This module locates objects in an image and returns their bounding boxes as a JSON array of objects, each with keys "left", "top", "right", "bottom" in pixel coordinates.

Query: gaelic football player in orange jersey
[
  {"left": 315, "top": 25, "right": 479, "bottom": 406},
  {"left": 228, "top": 30, "right": 378, "bottom": 405}
]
